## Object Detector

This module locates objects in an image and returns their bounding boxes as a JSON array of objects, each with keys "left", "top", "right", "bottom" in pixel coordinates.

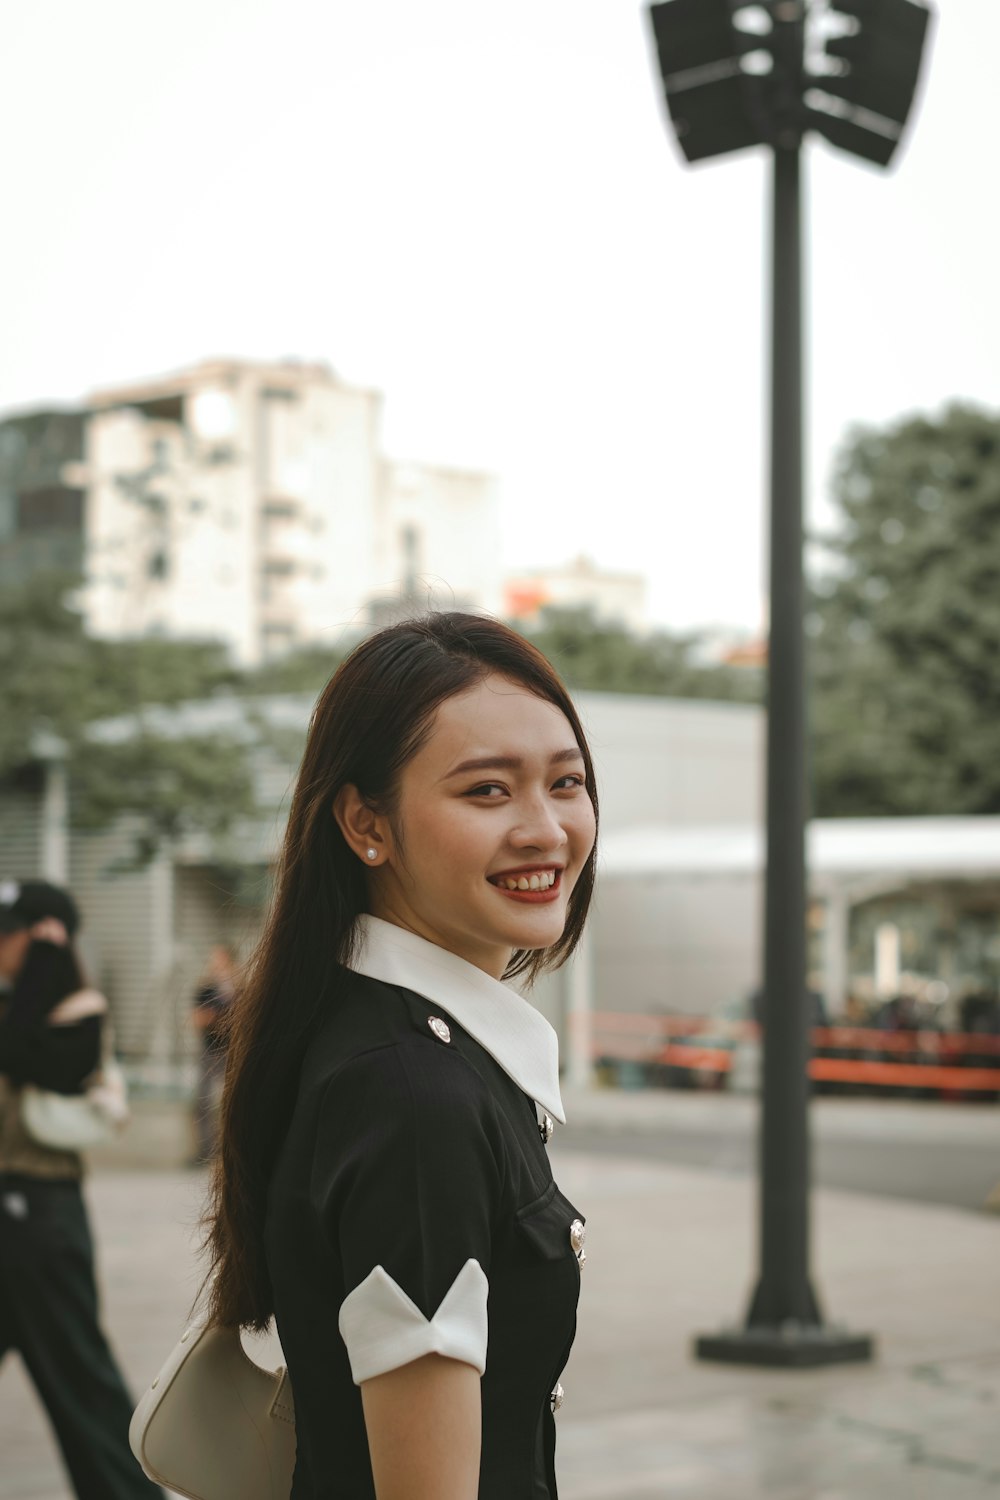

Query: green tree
[
  {"left": 519, "top": 605, "right": 761, "bottom": 703},
  {"left": 810, "top": 403, "right": 1000, "bottom": 816},
  {"left": 241, "top": 642, "right": 351, "bottom": 696},
  {"left": 0, "top": 572, "right": 257, "bottom": 861}
]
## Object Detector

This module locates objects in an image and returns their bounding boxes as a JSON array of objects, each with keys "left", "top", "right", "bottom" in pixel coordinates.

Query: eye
[
  {"left": 464, "top": 782, "right": 507, "bottom": 798},
  {"left": 553, "top": 774, "right": 586, "bottom": 792}
]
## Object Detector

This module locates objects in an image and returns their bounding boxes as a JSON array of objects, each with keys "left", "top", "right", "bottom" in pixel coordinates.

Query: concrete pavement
[
  {"left": 554, "top": 1086, "right": 1000, "bottom": 1212},
  {"left": 2, "top": 1125, "right": 999, "bottom": 1498}
]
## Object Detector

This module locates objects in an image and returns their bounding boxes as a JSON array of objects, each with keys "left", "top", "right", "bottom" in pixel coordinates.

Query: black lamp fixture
[{"left": 648, "top": 0, "right": 932, "bottom": 166}]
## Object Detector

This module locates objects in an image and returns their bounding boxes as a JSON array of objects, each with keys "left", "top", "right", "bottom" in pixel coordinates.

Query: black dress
[{"left": 264, "top": 916, "right": 586, "bottom": 1500}]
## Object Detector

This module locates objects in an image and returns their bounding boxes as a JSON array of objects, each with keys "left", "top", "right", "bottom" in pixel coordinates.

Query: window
[{"left": 262, "top": 499, "right": 298, "bottom": 520}]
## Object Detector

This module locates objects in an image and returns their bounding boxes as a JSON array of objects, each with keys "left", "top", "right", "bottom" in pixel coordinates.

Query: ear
[{"left": 333, "top": 784, "right": 390, "bottom": 867}]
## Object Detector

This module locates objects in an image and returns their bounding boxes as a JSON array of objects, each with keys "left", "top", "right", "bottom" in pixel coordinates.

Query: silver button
[
  {"left": 538, "top": 1112, "right": 554, "bottom": 1145},
  {"left": 428, "top": 1017, "right": 451, "bottom": 1044},
  {"left": 550, "top": 1381, "right": 565, "bottom": 1412},
  {"left": 570, "top": 1218, "right": 586, "bottom": 1269}
]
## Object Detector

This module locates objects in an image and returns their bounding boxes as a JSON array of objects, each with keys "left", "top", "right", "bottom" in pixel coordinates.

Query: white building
[
  {"left": 1, "top": 359, "right": 502, "bottom": 663},
  {"left": 373, "top": 461, "right": 502, "bottom": 621}
]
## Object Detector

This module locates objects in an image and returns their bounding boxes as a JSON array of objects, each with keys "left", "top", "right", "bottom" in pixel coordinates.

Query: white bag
[
  {"left": 22, "top": 1058, "right": 130, "bottom": 1150},
  {"left": 129, "top": 1319, "right": 296, "bottom": 1500}
]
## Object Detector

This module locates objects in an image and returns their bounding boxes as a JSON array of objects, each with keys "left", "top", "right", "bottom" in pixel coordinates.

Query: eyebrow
[{"left": 444, "top": 748, "right": 585, "bottom": 779}]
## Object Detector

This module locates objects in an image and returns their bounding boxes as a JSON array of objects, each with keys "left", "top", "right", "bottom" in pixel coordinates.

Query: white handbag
[{"left": 129, "top": 1319, "right": 296, "bottom": 1500}]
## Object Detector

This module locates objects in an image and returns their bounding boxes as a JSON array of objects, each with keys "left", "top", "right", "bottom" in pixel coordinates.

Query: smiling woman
[{"left": 202, "top": 612, "right": 598, "bottom": 1500}]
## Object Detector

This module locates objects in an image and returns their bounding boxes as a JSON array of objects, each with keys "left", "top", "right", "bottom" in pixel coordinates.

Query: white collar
[{"left": 350, "top": 914, "right": 565, "bottom": 1123}]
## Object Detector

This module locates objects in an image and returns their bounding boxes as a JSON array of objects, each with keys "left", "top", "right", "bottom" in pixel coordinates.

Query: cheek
[
  {"left": 569, "top": 799, "right": 597, "bottom": 856},
  {"left": 403, "top": 800, "right": 498, "bottom": 870}
]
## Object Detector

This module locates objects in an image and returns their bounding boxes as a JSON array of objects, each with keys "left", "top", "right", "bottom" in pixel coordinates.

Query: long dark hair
[{"left": 206, "top": 612, "right": 599, "bottom": 1330}]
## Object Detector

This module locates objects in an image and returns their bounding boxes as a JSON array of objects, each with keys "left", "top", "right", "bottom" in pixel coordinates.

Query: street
[
  {"left": 555, "top": 1089, "right": 1000, "bottom": 1214},
  {"left": 556, "top": 1120, "right": 1000, "bottom": 1214}
]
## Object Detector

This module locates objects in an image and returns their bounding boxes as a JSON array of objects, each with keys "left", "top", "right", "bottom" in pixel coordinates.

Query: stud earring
[{"left": 366, "top": 848, "right": 378, "bottom": 861}]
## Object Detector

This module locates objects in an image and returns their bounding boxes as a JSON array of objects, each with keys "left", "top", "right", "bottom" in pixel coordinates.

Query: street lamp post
[{"left": 646, "top": 0, "right": 934, "bottom": 1367}]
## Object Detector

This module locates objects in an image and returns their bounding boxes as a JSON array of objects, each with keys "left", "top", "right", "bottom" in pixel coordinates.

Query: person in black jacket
[
  {"left": 0, "top": 879, "right": 161, "bottom": 1499},
  {"left": 204, "top": 613, "right": 599, "bottom": 1500},
  {"left": 189, "top": 943, "right": 238, "bottom": 1164}
]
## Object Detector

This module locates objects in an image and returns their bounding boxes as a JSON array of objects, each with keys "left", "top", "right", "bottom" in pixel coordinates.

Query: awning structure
[{"left": 599, "top": 817, "right": 1000, "bottom": 890}]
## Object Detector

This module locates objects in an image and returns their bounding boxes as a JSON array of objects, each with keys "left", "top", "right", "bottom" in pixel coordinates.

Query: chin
[{"left": 499, "top": 914, "right": 566, "bottom": 952}]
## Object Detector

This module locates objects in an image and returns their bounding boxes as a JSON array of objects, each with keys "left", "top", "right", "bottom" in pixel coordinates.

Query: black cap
[{"left": 0, "top": 879, "right": 80, "bottom": 938}]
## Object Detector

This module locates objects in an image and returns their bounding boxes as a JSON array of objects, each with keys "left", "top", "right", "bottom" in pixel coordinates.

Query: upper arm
[
  {"left": 312, "top": 1044, "right": 502, "bottom": 1495},
  {"left": 312, "top": 1041, "right": 505, "bottom": 1371},
  {"left": 361, "top": 1352, "right": 481, "bottom": 1500}
]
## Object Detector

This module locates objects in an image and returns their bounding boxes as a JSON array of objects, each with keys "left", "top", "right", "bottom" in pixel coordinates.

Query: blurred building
[
  {"left": 688, "top": 624, "right": 768, "bottom": 669},
  {"left": 0, "top": 409, "right": 88, "bottom": 584},
  {"left": 7, "top": 692, "right": 1000, "bottom": 1071},
  {"left": 504, "top": 555, "right": 648, "bottom": 633},
  {"left": 0, "top": 359, "right": 502, "bottom": 662}
]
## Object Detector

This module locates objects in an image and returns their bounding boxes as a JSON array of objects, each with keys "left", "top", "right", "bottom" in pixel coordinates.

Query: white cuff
[{"left": 338, "top": 1258, "right": 489, "bottom": 1385}]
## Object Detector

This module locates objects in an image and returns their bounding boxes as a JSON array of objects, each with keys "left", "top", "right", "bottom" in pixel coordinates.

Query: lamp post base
[{"left": 694, "top": 1323, "right": 875, "bottom": 1369}]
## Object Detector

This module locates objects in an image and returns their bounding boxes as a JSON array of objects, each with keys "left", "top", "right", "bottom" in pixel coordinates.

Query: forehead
[{"left": 416, "top": 674, "right": 580, "bottom": 766}]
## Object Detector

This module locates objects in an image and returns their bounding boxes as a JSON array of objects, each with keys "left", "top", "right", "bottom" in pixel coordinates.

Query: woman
[
  {"left": 0, "top": 879, "right": 161, "bottom": 1499},
  {"left": 206, "top": 612, "right": 599, "bottom": 1499}
]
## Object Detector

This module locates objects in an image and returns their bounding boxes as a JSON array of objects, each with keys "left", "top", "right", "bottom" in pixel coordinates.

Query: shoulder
[
  {"left": 302, "top": 970, "right": 505, "bottom": 1146},
  {"left": 46, "top": 988, "right": 108, "bottom": 1027},
  {"left": 305, "top": 969, "right": 471, "bottom": 1083},
  {"left": 320, "top": 1031, "right": 494, "bottom": 1139}
]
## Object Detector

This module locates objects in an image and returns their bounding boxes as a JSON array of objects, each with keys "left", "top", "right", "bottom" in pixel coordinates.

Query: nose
[{"left": 508, "top": 793, "right": 569, "bottom": 854}]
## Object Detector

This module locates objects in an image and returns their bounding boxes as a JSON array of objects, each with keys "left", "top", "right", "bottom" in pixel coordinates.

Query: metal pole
[
  {"left": 695, "top": 2, "right": 872, "bottom": 1365},
  {"left": 746, "top": 136, "right": 819, "bottom": 1329}
]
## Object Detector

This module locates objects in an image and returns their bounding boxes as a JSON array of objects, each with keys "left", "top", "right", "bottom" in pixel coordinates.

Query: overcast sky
[{"left": 1, "top": 1, "right": 995, "bottom": 633}]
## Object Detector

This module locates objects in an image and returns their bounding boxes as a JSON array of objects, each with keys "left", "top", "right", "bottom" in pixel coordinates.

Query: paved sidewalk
[
  {"left": 2, "top": 1148, "right": 999, "bottom": 1499},
  {"left": 558, "top": 1083, "right": 1000, "bottom": 1147}
]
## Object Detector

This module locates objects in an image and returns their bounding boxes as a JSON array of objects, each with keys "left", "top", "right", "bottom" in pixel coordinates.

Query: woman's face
[{"left": 371, "top": 673, "right": 596, "bottom": 978}]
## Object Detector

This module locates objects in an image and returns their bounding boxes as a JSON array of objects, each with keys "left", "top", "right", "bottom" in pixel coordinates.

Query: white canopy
[{"left": 599, "top": 817, "right": 1000, "bottom": 885}]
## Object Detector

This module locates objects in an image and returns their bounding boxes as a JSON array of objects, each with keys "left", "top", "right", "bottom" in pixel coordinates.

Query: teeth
[{"left": 497, "top": 870, "right": 558, "bottom": 891}]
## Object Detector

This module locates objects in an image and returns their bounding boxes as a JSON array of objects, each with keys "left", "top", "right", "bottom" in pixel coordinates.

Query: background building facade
[
  {"left": 0, "top": 358, "right": 502, "bottom": 662},
  {"left": 504, "top": 555, "right": 648, "bottom": 633}
]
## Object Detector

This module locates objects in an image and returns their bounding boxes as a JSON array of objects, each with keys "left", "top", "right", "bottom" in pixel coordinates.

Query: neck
[{"left": 366, "top": 901, "right": 512, "bottom": 981}]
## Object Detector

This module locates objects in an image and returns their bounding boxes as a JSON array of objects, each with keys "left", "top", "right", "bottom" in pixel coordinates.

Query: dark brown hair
[{"left": 206, "top": 612, "right": 598, "bottom": 1329}]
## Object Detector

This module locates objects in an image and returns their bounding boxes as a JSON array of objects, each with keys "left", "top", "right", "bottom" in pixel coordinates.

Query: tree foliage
[
  {"left": 518, "top": 606, "right": 761, "bottom": 703},
  {"left": 0, "top": 572, "right": 256, "bottom": 860},
  {"left": 810, "top": 403, "right": 1000, "bottom": 816},
  {"left": 240, "top": 642, "right": 351, "bottom": 696}
]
